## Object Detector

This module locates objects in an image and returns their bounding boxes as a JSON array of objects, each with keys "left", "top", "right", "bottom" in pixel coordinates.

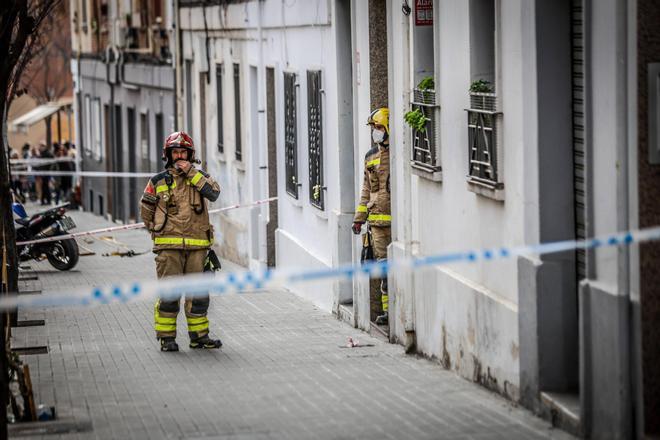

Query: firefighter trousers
[
  {"left": 370, "top": 225, "right": 391, "bottom": 313},
  {"left": 153, "top": 249, "right": 210, "bottom": 340}
]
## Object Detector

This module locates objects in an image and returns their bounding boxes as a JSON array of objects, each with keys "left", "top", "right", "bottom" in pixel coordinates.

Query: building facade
[
  {"left": 68, "top": 0, "right": 660, "bottom": 437},
  {"left": 70, "top": 0, "right": 175, "bottom": 221},
  {"left": 373, "top": 0, "right": 658, "bottom": 438},
  {"left": 177, "top": 0, "right": 356, "bottom": 311}
]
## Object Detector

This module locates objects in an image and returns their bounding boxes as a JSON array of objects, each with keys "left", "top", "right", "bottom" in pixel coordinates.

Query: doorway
[
  {"left": 266, "top": 67, "right": 278, "bottom": 267},
  {"left": 127, "top": 107, "right": 137, "bottom": 222},
  {"left": 112, "top": 104, "right": 124, "bottom": 222}
]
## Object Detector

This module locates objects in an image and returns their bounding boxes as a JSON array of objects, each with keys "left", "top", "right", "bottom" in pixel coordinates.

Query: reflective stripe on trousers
[
  {"left": 153, "top": 237, "right": 212, "bottom": 247},
  {"left": 154, "top": 300, "right": 177, "bottom": 333}
]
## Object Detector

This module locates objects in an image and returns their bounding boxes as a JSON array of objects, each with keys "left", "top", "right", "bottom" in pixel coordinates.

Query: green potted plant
[
  {"left": 404, "top": 108, "right": 428, "bottom": 132},
  {"left": 405, "top": 76, "right": 435, "bottom": 132}
]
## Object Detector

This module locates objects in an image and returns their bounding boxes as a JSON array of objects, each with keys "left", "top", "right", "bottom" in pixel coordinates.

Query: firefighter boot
[
  {"left": 160, "top": 337, "right": 179, "bottom": 352},
  {"left": 189, "top": 335, "right": 222, "bottom": 349}
]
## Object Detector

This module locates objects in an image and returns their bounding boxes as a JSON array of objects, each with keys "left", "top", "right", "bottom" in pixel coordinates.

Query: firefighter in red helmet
[{"left": 140, "top": 131, "right": 223, "bottom": 351}]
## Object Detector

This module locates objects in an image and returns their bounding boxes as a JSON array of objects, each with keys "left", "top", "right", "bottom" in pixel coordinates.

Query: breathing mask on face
[{"left": 372, "top": 128, "right": 387, "bottom": 145}]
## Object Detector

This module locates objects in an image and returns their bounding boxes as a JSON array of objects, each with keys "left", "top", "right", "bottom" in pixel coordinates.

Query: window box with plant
[
  {"left": 405, "top": 76, "right": 441, "bottom": 178},
  {"left": 465, "top": 79, "right": 503, "bottom": 196}
]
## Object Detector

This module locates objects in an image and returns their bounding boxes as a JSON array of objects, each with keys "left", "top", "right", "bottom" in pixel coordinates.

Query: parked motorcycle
[{"left": 12, "top": 202, "right": 80, "bottom": 271}]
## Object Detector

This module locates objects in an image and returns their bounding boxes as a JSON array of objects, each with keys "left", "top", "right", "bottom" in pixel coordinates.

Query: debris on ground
[
  {"left": 101, "top": 250, "right": 147, "bottom": 258},
  {"left": 339, "top": 337, "right": 375, "bottom": 348}
]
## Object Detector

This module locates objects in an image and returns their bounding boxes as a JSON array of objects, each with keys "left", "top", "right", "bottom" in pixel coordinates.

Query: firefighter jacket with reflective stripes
[
  {"left": 354, "top": 144, "right": 391, "bottom": 227},
  {"left": 140, "top": 167, "right": 221, "bottom": 251}
]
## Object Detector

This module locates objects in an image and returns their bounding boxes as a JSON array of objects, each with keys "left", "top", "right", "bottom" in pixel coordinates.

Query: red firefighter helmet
[{"left": 162, "top": 131, "right": 195, "bottom": 165}]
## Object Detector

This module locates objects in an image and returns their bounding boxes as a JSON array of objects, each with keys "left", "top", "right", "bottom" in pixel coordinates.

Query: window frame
[{"left": 466, "top": 0, "right": 504, "bottom": 196}]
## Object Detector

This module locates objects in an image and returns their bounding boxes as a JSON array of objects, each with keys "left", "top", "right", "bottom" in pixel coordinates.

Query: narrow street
[{"left": 9, "top": 208, "right": 573, "bottom": 440}]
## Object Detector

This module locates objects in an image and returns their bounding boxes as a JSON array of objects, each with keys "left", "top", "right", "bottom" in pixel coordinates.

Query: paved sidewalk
[{"left": 11, "top": 208, "right": 574, "bottom": 439}]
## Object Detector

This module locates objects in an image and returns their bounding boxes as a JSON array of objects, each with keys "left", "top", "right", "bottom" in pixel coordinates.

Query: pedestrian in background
[
  {"left": 9, "top": 148, "right": 25, "bottom": 202},
  {"left": 54, "top": 143, "right": 73, "bottom": 205},
  {"left": 36, "top": 141, "right": 53, "bottom": 205}
]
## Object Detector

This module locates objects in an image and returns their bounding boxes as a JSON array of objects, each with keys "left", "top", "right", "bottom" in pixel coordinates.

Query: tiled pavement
[{"left": 11, "top": 207, "right": 574, "bottom": 439}]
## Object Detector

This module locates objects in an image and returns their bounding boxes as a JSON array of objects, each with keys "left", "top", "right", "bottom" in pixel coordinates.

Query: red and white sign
[{"left": 415, "top": 0, "right": 433, "bottom": 26}]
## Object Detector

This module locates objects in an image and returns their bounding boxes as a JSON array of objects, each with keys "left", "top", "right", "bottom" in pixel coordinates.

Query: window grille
[
  {"left": 411, "top": 88, "right": 440, "bottom": 171},
  {"left": 284, "top": 72, "right": 298, "bottom": 198},
  {"left": 466, "top": 92, "right": 501, "bottom": 188},
  {"left": 307, "top": 70, "right": 324, "bottom": 209},
  {"left": 233, "top": 63, "right": 242, "bottom": 161},
  {"left": 216, "top": 64, "right": 224, "bottom": 153}
]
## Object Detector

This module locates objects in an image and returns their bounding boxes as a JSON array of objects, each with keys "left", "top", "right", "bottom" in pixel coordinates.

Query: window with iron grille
[
  {"left": 307, "top": 70, "right": 324, "bottom": 209},
  {"left": 233, "top": 63, "right": 242, "bottom": 161},
  {"left": 467, "top": 0, "right": 502, "bottom": 191},
  {"left": 410, "top": 88, "right": 440, "bottom": 171},
  {"left": 466, "top": 94, "right": 501, "bottom": 188},
  {"left": 284, "top": 72, "right": 298, "bottom": 198},
  {"left": 216, "top": 64, "right": 224, "bottom": 153}
]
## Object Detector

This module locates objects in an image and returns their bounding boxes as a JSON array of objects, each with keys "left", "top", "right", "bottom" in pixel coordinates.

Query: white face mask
[{"left": 372, "top": 129, "right": 386, "bottom": 144}]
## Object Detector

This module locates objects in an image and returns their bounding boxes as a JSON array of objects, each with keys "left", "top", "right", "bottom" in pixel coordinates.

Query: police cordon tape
[
  {"left": 15, "top": 196, "right": 279, "bottom": 246},
  {"left": 11, "top": 170, "right": 154, "bottom": 178},
  {"left": 3, "top": 225, "right": 660, "bottom": 311},
  {"left": 10, "top": 157, "right": 76, "bottom": 165}
]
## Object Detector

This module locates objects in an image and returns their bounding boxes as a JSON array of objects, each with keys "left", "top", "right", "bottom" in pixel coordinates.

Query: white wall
[
  {"left": 180, "top": 0, "right": 352, "bottom": 311},
  {"left": 383, "top": 0, "right": 538, "bottom": 396}
]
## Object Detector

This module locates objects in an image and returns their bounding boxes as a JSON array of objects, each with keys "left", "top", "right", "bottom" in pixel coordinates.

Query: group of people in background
[{"left": 9, "top": 141, "right": 77, "bottom": 206}]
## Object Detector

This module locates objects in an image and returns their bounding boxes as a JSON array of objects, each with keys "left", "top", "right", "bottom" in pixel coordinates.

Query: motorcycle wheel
[{"left": 46, "top": 239, "right": 79, "bottom": 271}]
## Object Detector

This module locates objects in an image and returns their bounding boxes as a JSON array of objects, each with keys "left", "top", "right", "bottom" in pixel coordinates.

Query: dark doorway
[
  {"left": 155, "top": 113, "right": 164, "bottom": 172},
  {"left": 104, "top": 104, "right": 111, "bottom": 217},
  {"left": 112, "top": 104, "right": 124, "bottom": 222},
  {"left": 127, "top": 107, "right": 137, "bottom": 222},
  {"left": 368, "top": 0, "right": 389, "bottom": 327},
  {"left": 266, "top": 67, "right": 278, "bottom": 267}
]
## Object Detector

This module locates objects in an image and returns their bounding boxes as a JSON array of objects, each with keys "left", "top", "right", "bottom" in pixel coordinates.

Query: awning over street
[{"left": 9, "top": 97, "right": 73, "bottom": 133}]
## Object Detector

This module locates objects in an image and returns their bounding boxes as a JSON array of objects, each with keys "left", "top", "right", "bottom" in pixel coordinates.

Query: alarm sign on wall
[{"left": 415, "top": 0, "right": 433, "bottom": 26}]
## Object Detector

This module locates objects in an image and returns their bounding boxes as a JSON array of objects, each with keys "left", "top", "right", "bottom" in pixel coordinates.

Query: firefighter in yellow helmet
[
  {"left": 140, "top": 131, "right": 223, "bottom": 352},
  {"left": 352, "top": 108, "right": 391, "bottom": 325}
]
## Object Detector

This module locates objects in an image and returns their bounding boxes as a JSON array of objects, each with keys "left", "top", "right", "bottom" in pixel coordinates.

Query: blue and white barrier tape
[{"left": 3, "top": 225, "right": 660, "bottom": 311}]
